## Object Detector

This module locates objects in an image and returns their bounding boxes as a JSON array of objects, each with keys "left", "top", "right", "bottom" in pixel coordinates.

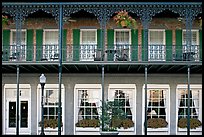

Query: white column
[
  {"left": 30, "top": 83, "right": 38, "bottom": 135},
  {"left": 169, "top": 83, "right": 177, "bottom": 135},
  {"left": 136, "top": 83, "right": 143, "bottom": 135},
  {"left": 64, "top": 82, "right": 75, "bottom": 135}
]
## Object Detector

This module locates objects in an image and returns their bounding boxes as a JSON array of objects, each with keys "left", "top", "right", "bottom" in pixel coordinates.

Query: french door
[{"left": 5, "top": 99, "right": 30, "bottom": 134}]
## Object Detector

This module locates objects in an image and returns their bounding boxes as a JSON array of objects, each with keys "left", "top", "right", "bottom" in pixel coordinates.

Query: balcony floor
[{"left": 2, "top": 61, "right": 202, "bottom": 74}]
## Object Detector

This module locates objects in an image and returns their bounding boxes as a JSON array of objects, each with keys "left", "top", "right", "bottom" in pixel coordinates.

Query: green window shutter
[
  {"left": 36, "top": 29, "right": 43, "bottom": 61},
  {"left": 175, "top": 29, "right": 182, "bottom": 60},
  {"left": 199, "top": 30, "right": 202, "bottom": 61},
  {"left": 3, "top": 30, "right": 10, "bottom": 61},
  {"left": 63, "top": 29, "right": 67, "bottom": 61},
  {"left": 107, "top": 29, "right": 114, "bottom": 61},
  {"left": 26, "top": 29, "right": 34, "bottom": 61},
  {"left": 165, "top": 30, "right": 172, "bottom": 61},
  {"left": 141, "top": 30, "right": 146, "bottom": 61},
  {"left": 97, "top": 29, "right": 103, "bottom": 50},
  {"left": 73, "top": 29, "right": 80, "bottom": 61},
  {"left": 131, "top": 29, "right": 138, "bottom": 61}
]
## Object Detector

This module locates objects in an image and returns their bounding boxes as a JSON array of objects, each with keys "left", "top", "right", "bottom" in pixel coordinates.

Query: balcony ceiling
[{"left": 2, "top": 62, "right": 202, "bottom": 74}]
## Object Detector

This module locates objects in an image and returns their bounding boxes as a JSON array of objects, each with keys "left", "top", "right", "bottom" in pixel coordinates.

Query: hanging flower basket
[
  {"left": 2, "top": 15, "right": 10, "bottom": 26},
  {"left": 113, "top": 10, "right": 137, "bottom": 29}
]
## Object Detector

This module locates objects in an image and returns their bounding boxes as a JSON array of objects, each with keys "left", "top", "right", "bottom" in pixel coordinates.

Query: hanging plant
[
  {"left": 2, "top": 15, "right": 9, "bottom": 25},
  {"left": 113, "top": 10, "right": 137, "bottom": 29}
]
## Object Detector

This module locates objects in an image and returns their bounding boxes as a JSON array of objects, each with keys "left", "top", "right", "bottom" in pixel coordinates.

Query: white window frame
[
  {"left": 80, "top": 29, "right": 97, "bottom": 61},
  {"left": 10, "top": 29, "right": 27, "bottom": 61},
  {"left": 74, "top": 84, "right": 102, "bottom": 134},
  {"left": 148, "top": 29, "right": 166, "bottom": 61},
  {"left": 108, "top": 84, "right": 136, "bottom": 133},
  {"left": 142, "top": 84, "right": 170, "bottom": 134},
  {"left": 43, "top": 29, "right": 59, "bottom": 61},
  {"left": 37, "top": 84, "right": 65, "bottom": 135},
  {"left": 182, "top": 30, "right": 200, "bottom": 61},
  {"left": 176, "top": 84, "right": 202, "bottom": 133},
  {"left": 114, "top": 29, "right": 131, "bottom": 61},
  {"left": 3, "top": 84, "right": 31, "bottom": 135}
]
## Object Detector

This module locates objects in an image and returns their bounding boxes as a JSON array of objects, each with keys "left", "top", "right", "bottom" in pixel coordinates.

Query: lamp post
[{"left": 39, "top": 74, "right": 46, "bottom": 135}]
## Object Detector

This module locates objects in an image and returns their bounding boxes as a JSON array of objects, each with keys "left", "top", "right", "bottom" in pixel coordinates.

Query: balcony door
[
  {"left": 43, "top": 29, "right": 59, "bottom": 61},
  {"left": 148, "top": 29, "right": 165, "bottom": 61},
  {"left": 4, "top": 84, "right": 31, "bottom": 135},
  {"left": 80, "top": 29, "right": 97, "bottom": 61},
  {"left": 10, "top": 29, "right": 26, "bottom": 61},
  {"left": 114, "top": 29, "right": 131, "bottom": 61}
]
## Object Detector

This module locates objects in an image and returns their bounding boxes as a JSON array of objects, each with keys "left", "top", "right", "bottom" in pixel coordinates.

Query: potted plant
[
  {"left": 99, "top": 99, "right": 126, "bottom": 135},
  {"left": 113, "top": 10, "right": 137, "bottom": 29}
]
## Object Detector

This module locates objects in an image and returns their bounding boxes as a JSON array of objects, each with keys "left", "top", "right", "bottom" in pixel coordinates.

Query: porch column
[
  {"left": 64, "top": 82, "right": 75, "bottom": 135},
  {"left": 30, "top": 83, "right": 38, "bottom": 135},
  {"left": 169, "top": 83, "right": 177, "bottom": 135},
  {"left": 136, "top": 83, "right": 143, "bottom": 135}
]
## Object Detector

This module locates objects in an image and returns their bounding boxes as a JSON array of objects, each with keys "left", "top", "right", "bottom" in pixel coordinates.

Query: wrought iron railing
[{"left": 2, "top": 44, "right": 202, "bottom": 62}]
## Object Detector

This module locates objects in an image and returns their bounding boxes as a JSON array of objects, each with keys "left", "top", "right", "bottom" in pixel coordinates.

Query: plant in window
[
  {"left": 113, "top": 10, "right": 137, "bottom": 29},
  {"left": 178, "top": 118, "right": 202, "bottom": 129},
  {"left": 147, "top": 118, "right": 168, "bottom": 128},
  {"left": 177, "top": 90, "right": 202, "bottom": 129},
  {"left": 146, "top": 90, "right": 168, "bottom": 128},
  {"left": 75, "top": 90, "right": 99, "bottom": 127},
  {"left": 39, "top": 118, "right": 63, "bottom": 129}
]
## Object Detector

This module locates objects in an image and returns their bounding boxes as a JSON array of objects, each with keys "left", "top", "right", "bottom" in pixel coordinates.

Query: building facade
[{"left": 2, "top": 2, "right": 202, "bottom": 135}]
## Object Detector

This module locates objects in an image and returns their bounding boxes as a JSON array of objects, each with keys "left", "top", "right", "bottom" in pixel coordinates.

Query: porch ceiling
[{"left": 2, "top": 62, "right": 202, "bottom": 74}]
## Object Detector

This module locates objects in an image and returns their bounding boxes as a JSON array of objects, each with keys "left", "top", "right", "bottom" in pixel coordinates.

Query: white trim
[
  {"left": 74, "top": 84, "right": 102, "bottom": 134},
  {"left": 142, "top": 84, "right": 170, "bottom": 135},
  {"left": 43, "top": 29, "right": 59, "bottom": 45},
  {"left": 10, "top": 29, "right": 27, "bottom": 45},
  {"left": 114, "top": 29, "right": 131, "bottom": 44},
  {"left": 176, "top": 84, "right": 202, "bottom": 134},
  {"left": 148, "top": 29, "right": 165, "bottom": 45},
  {"left": 80, "top": 29, "right": 97, "bottom": 45},
  {"left": 37, "top": 84, "right": 65, "bottom": 135},
  {"left": 3, "top": 84, "right": 31, "bottom": 135}
]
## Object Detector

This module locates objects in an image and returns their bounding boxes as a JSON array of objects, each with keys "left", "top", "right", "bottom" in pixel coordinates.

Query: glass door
[{"left": 6, "top": 100, "right": 29, "bottom": 134}]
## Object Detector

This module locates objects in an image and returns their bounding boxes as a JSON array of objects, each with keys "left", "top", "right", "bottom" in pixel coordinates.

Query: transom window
[
  {"left": 10, "top": 29, "right": 27, "bottom": 61},
  {"left": 43, "top": 29, "right": 59, "bottom": 61},
  {"left": 80, "top": 29, "right": 97, "bottom": 61},
  {"left": 148, "top": 29, "right": 165, "bottom": 61},
  {"left": 114, "top": 30, "right": 131, "bottom": 61}
]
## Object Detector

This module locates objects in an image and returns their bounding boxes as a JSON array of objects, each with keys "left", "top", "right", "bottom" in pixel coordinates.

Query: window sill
[
  {"left": 147, "top": 128, "right": 168, "bottom": 132},
  {"left": 75, "top": 127, "right": 135, "bottom": 132},
  {"left": 38, "top": 127, "right": 63, "bottom": 132},
  {"left": 178, "top": 127, "right": 202, "bottom": 132},
  {"left": 75, "top": 127, "right": 100, "bottom": 132},
  {"left": 118, "top": 127, "right": 134, "bottom": 132}
]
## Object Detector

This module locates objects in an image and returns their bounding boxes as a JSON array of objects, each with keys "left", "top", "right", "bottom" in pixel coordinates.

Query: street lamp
[{"left": 39, "top": 74, "right": 46, "bottom": 135}]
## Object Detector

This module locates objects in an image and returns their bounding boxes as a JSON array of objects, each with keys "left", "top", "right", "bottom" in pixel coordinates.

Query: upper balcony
[
  {"left": 2, "top": 44, "right": 202, "bottom": 63},
  {"left": 2, "top": 2, "right": 202, "bottom": 74}
]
